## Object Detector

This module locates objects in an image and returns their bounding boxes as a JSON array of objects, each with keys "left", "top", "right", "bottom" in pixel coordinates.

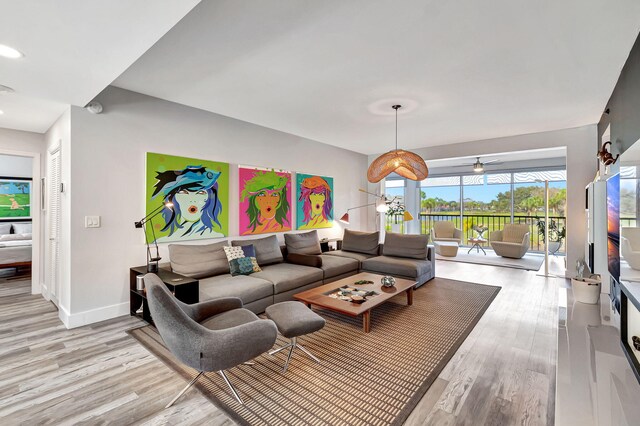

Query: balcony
[{"left": 385, "top": 213, "right": 566, "bottom": 254}]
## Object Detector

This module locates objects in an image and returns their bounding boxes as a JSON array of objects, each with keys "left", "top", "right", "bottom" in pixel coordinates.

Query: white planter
[{"left": 571, "top": 277, "right": 601, "bottom": 304}]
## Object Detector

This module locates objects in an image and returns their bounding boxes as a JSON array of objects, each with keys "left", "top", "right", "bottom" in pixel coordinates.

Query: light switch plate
[{"left": 85, "top": 216, "right": 101, "bottom": 228}]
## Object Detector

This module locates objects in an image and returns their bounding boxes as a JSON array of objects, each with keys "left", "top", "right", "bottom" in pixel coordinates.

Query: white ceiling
[
  {"left": 114, "top": 0, "right": 640, "bottom": 155},
  {"left": 0, "top": 0, "right": 200, "bottom": 133},
  {"left": 427, "top": 147, "right": 566, "bottom": 169}
]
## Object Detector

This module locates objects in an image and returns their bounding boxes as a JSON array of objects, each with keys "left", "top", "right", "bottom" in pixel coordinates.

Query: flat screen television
[{"left": 607, "top": 172, "right": 621, "bottom": 312}]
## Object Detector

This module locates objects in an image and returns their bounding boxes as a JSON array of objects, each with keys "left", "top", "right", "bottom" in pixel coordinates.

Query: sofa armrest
[
  {"left": 430, "top": 228, "right": 436, "bottom": 241},
  {"left": 287, "top": 253, "right": 323, "bottom": 268},
  {"left": 453, "top": 229, "right": 462, "bottom": 240},
  {"left": 521, "top": 232, "right": 530, "bottom": 245}
]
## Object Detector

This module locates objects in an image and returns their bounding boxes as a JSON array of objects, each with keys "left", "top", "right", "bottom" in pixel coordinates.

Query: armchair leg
[
  {"left": 165, "top": 371, "right": 204, "bottom": 409},
  {"left": 218, "top": 370, "right": 244, "bottom": 405}
]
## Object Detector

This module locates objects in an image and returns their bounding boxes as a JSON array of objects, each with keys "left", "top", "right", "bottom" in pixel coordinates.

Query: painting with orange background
[
  {"left": 239, "top": 167, "right": 292, "bottom": 235},
  {"left": 296, "top": 173, "right": 333, "bottom": 230}
]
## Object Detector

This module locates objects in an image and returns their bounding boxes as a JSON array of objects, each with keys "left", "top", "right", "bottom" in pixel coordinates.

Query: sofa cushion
[
  {"left": 284, "top": 230, "right": 322, "bottom": 255},
  {"left": 199, "top": 274, "right": 273, "bottom": 305},
  {"left": 287, "top": 253, "right": 323, "bottom": 268},
  {"left": 252, "top": 263, "right": 323, "bottom": 294},
  {"left": 361, "top": 255, "right": 431, "bottom": 279},
  {"left": 342, "top": 229, "right": 380, "bottom": 255},
  {"left": 382, "top": 233, "right": 429, "bottom": 259},
  {"left": 232, "top": 235, "right": 283, "bottom": 266},
  {"left": 318, "top": 254, "right": 358, "bottom": 279},
  {"left": 169, "top": 240, "right": 229, "bottom": 278},
  {"left": 323, "top": 250, "right": 376, "bottom": 265}
]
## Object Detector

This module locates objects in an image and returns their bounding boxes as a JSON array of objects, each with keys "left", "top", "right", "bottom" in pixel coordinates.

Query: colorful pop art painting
[
  {"left": 239, "top": 167, "right": 292, "bottom": 235},
  {"left": 146, "top": 152, "right": 229, "bottom": 243},
  {"left": 0, "top": 179, "right": 31, "bottom": 219},
  {"left": 296, "top": 173, "right": 334, "bottom": 230}
]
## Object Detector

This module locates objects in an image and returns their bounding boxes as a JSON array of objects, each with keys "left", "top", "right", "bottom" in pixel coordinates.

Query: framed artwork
[
  {"left": 0, "top": 178, "right": 32, "bottom": 219},
  {"left": 239, "top": 166, "right": 292, "bottom": 235},
  {"left": 145, "top": 152, "right": 229, "bottom": 243},
  {"left": 296, "top": 173, "right": 334, "bottom": 230}
]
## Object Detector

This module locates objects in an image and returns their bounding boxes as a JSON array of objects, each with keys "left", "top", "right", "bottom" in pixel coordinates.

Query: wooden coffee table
[{"left": 294, "top": 272, "right": 416, "bottom": 333}]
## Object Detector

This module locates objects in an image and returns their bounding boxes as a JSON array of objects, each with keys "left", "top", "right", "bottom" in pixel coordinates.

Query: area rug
[
  {"left": 436, "top": 248, "right": 545, "bottom": 271},
  {"left": 127, "top": 278, "right": 500, "bottom": 426}
]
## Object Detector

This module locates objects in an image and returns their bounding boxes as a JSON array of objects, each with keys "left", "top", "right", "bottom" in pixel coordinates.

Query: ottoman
[
  {"left": 434, "top": 241, "right": 459, "bottom": 257},
  {"left": 265, "top": 301, "right": 325, "bottom": 372}
]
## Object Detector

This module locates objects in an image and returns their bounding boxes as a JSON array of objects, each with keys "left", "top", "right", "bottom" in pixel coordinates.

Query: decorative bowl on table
[{"left": 381, "top": 275, "right": 396, "bottom": 288}]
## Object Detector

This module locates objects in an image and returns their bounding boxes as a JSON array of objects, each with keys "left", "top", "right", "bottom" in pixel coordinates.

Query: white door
[{"left": 47, "top": 149, "right": 61, "bottom": 306}]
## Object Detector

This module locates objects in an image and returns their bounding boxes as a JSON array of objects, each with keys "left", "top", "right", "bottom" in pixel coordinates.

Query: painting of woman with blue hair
[{"left": 146, "top": 153, "right": 229, "bottom": 242}]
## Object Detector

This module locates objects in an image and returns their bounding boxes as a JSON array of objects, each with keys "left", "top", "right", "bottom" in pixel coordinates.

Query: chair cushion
[
  {"left": 265, "top": 301, "right": 325, "bottom": 338},
  {"left": 323, "top": 250, "right": 376, "bottom": 265},
  {"left": 361, "top": 255, "right": 431, "bottom": 279},
  {"left": 382, "top": 233, "right": 429, "bottom": 259},
  {"left": 252, "top": 263, "right": 323, "bottom": 294},
  {"left": 433, "top": 222, "right": 455, "bottom": 238},
  {"left": 200, "top": 308, "right": 259, "bottom": 330},
  {"left": 341, "top": 229, "right": 379, "bottom": 255},
  {"left": 502, "top": 224, "right": 528, "bottom": 243},
  {"left": 318, "top": 254, "right": 358, "bottom": 279},
  {"left": 169, "top": 240, "right": 229, "bottom": 278},
  {"left": 232, "top": 235, "right": 283, "bottom": 266},
  {"left": 284, "top": 230, "right": 322, "bottom": 255},
  {"left": 199, "top": 274, "right": 273, "bottom": 305}
]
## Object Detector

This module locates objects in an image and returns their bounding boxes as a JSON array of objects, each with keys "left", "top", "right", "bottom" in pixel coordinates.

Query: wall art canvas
[
  {"left": 146, "top": 152, "right": 229, "bottom": 243},
  {"left": 239, "top": 166, "right": 292, "bottom": 235},
  {"left": 0, "top": 179, "right": 31, "bottom": 219},
  {"left": 296, "top": 173, "right": 334, "bottom": 230}
]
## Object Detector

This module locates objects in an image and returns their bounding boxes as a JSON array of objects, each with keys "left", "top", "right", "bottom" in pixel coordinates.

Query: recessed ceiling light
[
  {"left": 0, "top": 44, "right": 24, "bottom": 59},
  {"left": 0, "top": 110, "right": 4, "bottom": 115}
]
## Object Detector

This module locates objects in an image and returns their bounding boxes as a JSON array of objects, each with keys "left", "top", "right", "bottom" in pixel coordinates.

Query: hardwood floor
[{"left": 0, "top": 259, "right": 564, "bottom": 425}]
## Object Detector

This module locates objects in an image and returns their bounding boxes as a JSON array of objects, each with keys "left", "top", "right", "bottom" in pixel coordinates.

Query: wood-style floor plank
[{"left": 0, "top": 258, "right": 563, "bottom": 425}]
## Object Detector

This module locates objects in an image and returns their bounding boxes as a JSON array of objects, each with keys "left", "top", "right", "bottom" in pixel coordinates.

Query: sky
[{"left": 420, "top": 181, "right": 566, "bottom": 203}]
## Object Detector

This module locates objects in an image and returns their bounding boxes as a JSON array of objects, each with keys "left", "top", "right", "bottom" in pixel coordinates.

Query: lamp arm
[
  {"left": 135, "top": 204, "right": 167, "bottom": 228},
  {"left": 347, "top": 203, "right": 376, "bottom": 212},
  {"left": 359, "top": 188, "right": 385, "bottom": 198}
]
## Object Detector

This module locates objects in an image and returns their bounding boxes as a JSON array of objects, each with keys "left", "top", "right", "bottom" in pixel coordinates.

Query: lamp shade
[
  {"left": 367, "top": 149, "right": 428, "bottom": 183},
  {"left": 403, "top": 211, "right": 414, "bottom": 221},
  {"left": 339, "top": 212, "right": 350, "bottom": 224},
  {"left": 375, "top": 198, "right": 389, "bottom": 213}
]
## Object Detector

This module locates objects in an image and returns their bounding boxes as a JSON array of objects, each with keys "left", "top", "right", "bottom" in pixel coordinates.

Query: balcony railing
[{"left": 385, "top": 213, "right": 567, "bottom": 254}]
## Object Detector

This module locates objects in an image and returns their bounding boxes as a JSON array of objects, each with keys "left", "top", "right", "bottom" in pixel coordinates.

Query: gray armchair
[{"left": 144, "top": 273, "right": 278, "bottom": 406}]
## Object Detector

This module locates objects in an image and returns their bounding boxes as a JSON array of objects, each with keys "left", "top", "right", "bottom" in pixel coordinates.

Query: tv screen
[{"left": 607, "top": 173, "right": 620, "bottom": 291}]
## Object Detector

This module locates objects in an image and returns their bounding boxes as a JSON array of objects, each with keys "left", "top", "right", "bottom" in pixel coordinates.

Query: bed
[{"left": 0, "top": 222, "right": 32, "bottom": 273}]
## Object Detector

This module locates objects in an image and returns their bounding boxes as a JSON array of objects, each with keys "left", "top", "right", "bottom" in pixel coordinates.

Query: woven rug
[
  {"left": 436, "top": 248, "right": 545, "bottom": 271},
  {"left": 128, "top": 278, "right": 500, "bottom": 426}
]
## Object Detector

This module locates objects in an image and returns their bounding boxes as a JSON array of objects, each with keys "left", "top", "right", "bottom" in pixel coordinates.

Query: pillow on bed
[
  {"left": 0, "top": 223, "right": 11, "bottom": 235},
  {"left": 12, "top": 223, "right": 31, "bottom": 234},
  {"left": 0, "top": 233, "right": 31, "bottom": 242}
]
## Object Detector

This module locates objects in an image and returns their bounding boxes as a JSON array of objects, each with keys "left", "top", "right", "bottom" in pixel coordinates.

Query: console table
[{"left": 129, "top": 266, "right": 199, "bottom": 324}]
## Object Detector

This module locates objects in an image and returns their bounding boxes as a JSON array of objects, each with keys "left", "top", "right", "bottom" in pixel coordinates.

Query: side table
[
  {"left": 468, "top": 237, "right": 487, "bottom": 255},
  {"left": 129, "top": 266, "right": 199, "bottom": 324},
  {"left": 320, "top": 238, "right": 342, "bottom": 253}
]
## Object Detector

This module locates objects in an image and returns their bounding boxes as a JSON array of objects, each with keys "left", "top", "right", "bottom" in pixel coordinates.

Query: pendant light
[{"left": 367, "top": 105, "right": 429, "bottom": 183}]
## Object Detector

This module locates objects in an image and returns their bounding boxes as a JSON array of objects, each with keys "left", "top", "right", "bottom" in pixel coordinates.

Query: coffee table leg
[
  {"left": 407, "top": 287, "right": 414, "bottom": 306},
  {"left": 363, "top": 311, "right": 371, "bottom": 333}
]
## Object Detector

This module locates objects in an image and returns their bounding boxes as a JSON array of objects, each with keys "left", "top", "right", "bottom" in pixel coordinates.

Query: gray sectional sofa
[{"left": 164, "top": 230, "right": 435, "bottom": 314}]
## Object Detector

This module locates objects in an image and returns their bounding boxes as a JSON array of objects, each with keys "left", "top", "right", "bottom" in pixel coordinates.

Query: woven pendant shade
[
  {"left": 367, "top": 149, "right": 429, "bottom": 183},
  {"left": 367, "top": 104, "right": 429, "bottom": 183}
]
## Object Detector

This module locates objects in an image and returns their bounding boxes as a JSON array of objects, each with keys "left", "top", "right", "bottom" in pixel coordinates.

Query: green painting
[
  {"left": 146, "top": 152, "right": 229, "bottom": 243},
  {"left": 0, "top": 179, "right": 31, "bottom": 219}
]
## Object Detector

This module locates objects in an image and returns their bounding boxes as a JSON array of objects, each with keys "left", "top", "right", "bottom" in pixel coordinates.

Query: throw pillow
[
  {"left": 12, "top": 223, "right": 31, "bottom": 234},
  {"left": 0, "top": 223, "right": 11, "bottom": 235},
  {"left": 341, "top": 229, "right": 380, "bottom": 255},
  {"left": 169, "top": 240, "right": 229, "bottom": 278},
  {"left": 224, "top": 245, "right": 262, "bottom": 276},
  {"left": 231, "top": 235, "right": 283, "bottom": 266},
  {"left": 284, "top": 230, "right": 322, "bottom": 255}
]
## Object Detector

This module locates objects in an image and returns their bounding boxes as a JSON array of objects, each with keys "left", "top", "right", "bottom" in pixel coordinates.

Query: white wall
[
  {"left": 63, "top": 86, "right": 369, "bottom": 327},
  {"left": 369, "top": 125, "right": 598, "bottom": 275},
  {"left": 0, "top": 127, "right": 46, "bottom": 293},
  {"left": 0, "top": 154, "right": 33, "bottom": 178}
]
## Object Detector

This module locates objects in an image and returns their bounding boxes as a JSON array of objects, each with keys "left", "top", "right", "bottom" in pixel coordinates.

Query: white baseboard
[{"left": 59, "top": 302, "right": 129, "bottom": 329}]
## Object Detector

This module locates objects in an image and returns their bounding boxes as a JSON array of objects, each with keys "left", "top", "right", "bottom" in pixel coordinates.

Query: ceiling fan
[{"left": 462, "top": 157, "right": 503, "bottom": 173}]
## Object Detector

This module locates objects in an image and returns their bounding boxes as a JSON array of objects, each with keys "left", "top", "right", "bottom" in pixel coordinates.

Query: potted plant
[
  {"left": 386, "top": 201, "right": 405, "bottom": 233},
  {"left": 537, "top": 219, "right": 566, "bottom": 255}
]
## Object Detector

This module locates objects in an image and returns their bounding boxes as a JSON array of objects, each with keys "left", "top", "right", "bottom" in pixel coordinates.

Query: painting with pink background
[{"left": 238, "top": 167, "right": 292, "bottom": 235}]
